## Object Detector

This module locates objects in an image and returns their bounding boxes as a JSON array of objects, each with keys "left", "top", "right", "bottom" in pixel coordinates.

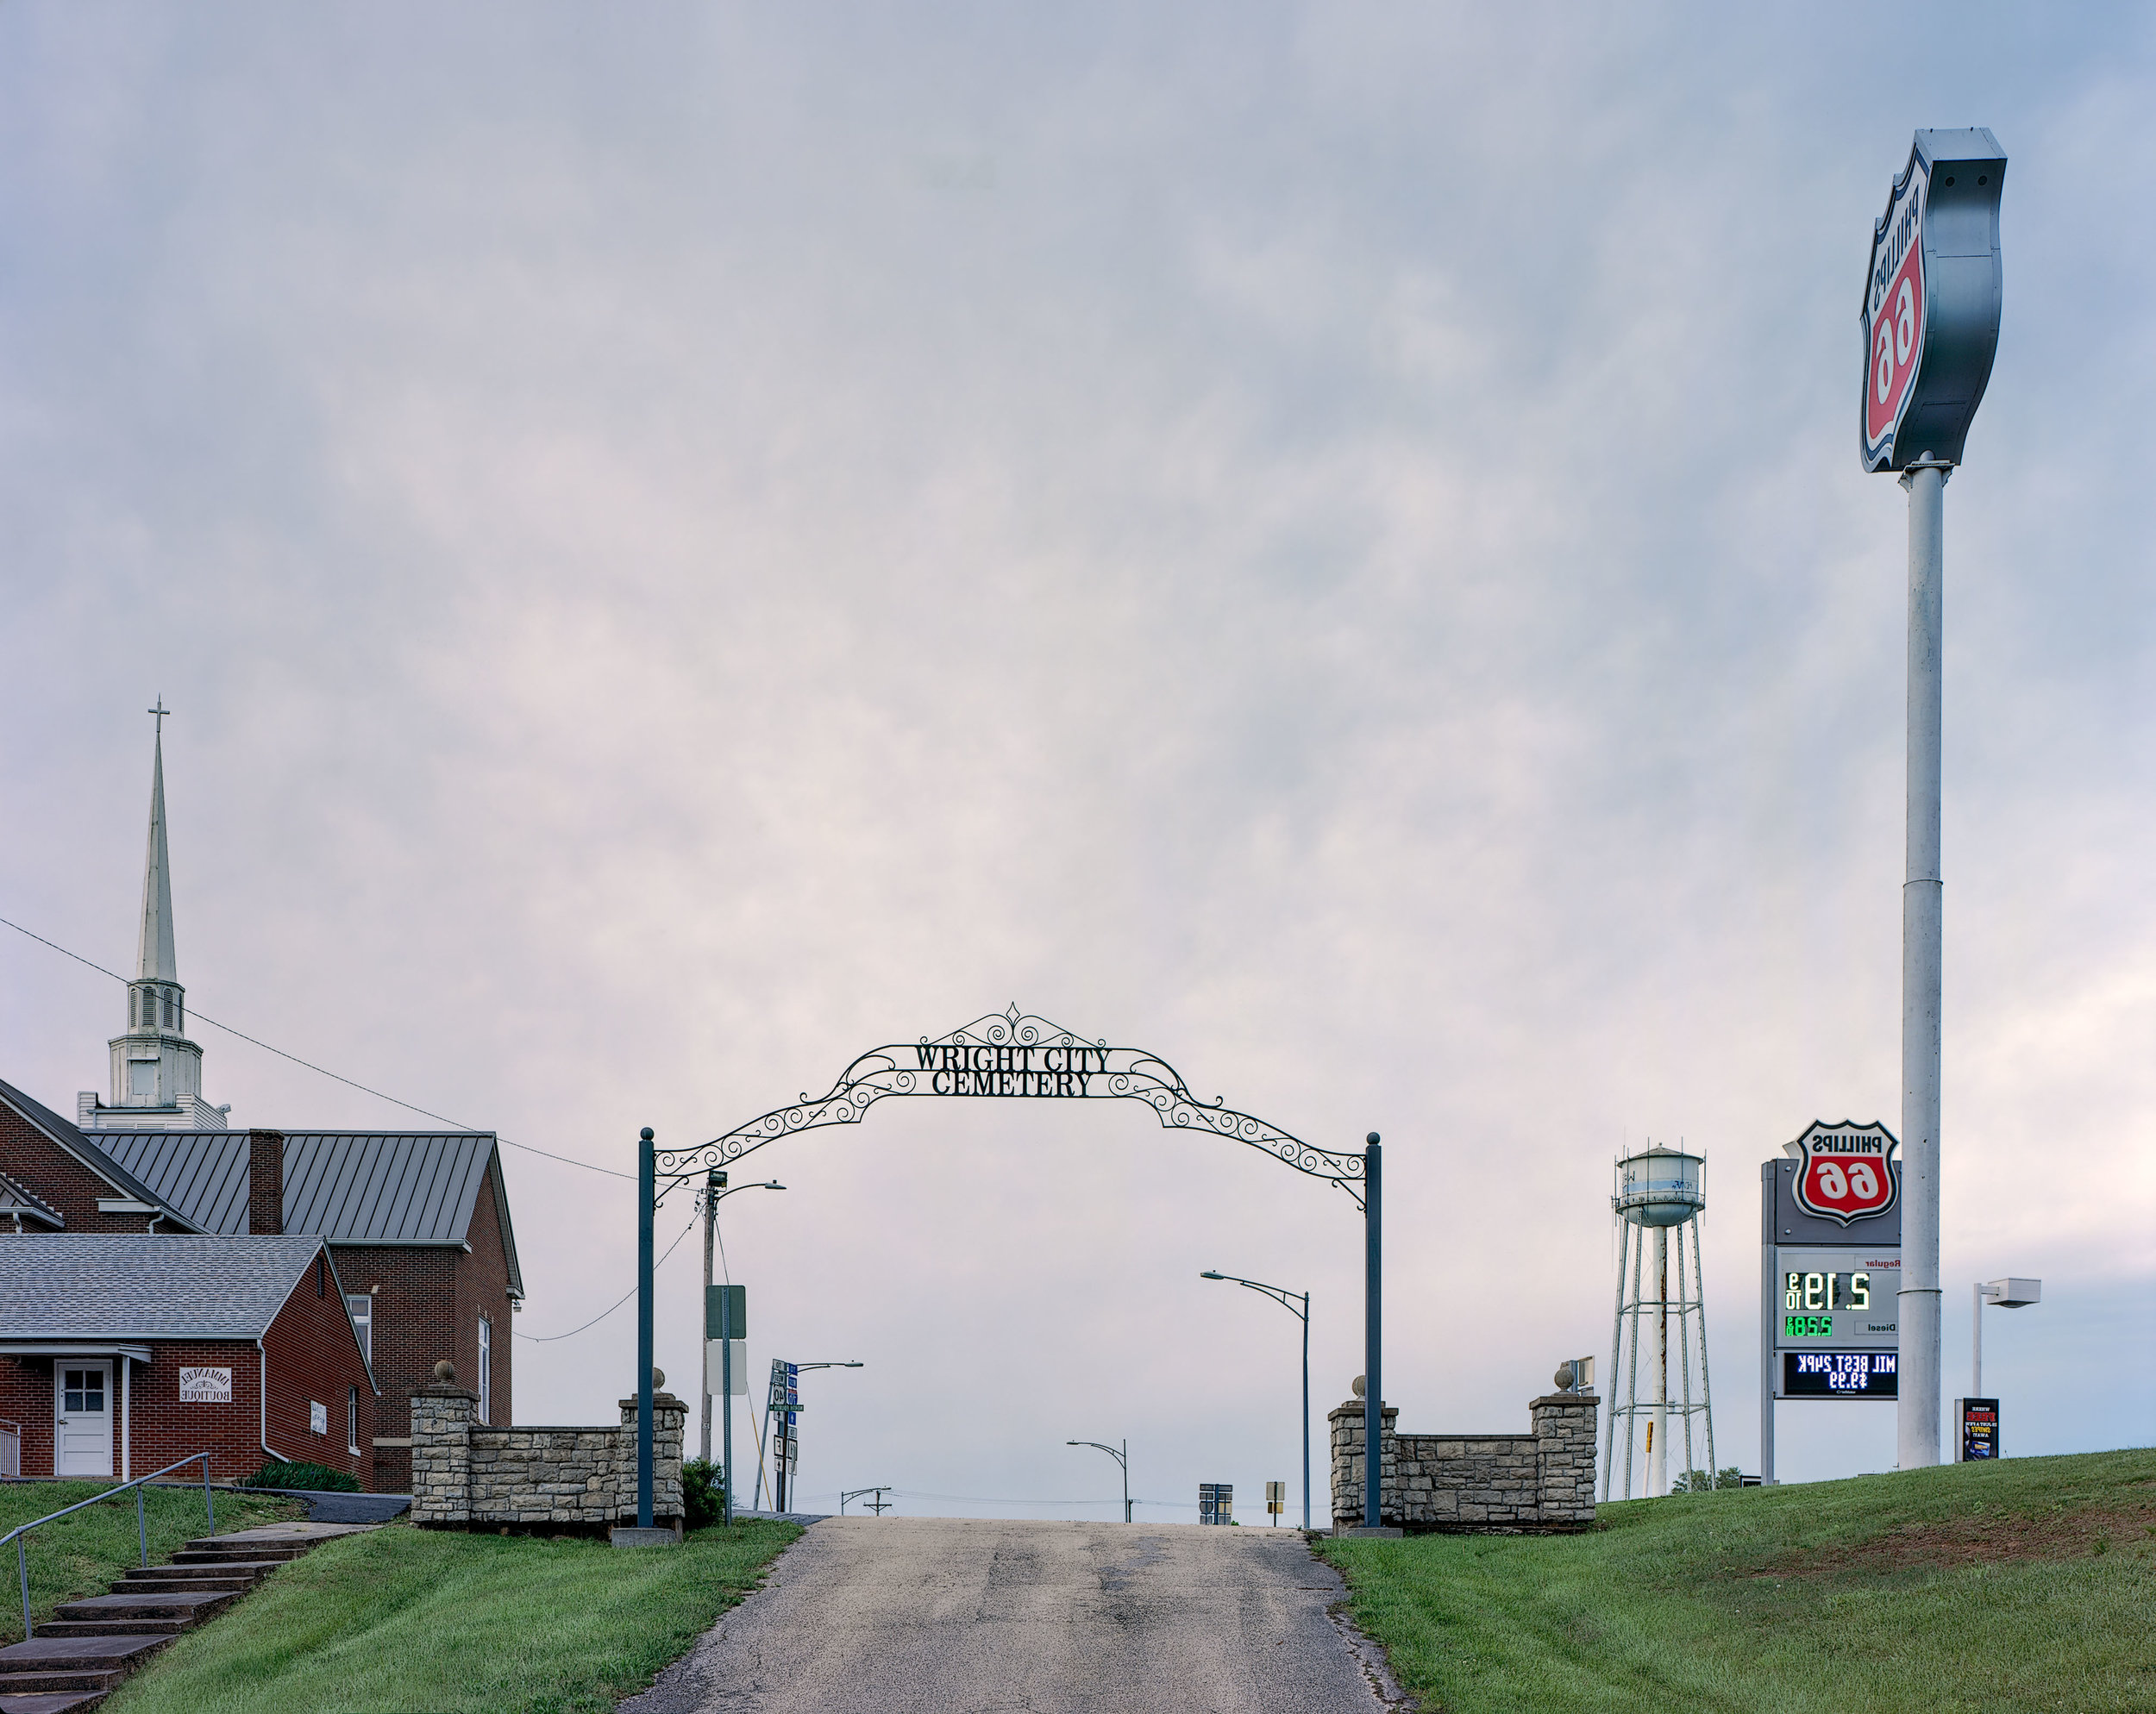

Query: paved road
[{"left": 622, "top": 1517, "right": 1402, "bottom": 1714}]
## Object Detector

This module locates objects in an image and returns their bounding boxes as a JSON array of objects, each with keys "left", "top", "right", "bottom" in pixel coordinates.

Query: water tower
[{"left": 1603, "top": 1144, "right": 1717, "bottom": 1499}]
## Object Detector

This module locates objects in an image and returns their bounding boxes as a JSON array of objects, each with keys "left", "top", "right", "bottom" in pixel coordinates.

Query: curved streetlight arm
[
  {"left": 1200, "top": 1269, "right": 1313, "bottom": 1532},
  {"left": 796, "top": 1361, "right": 865, "bottom": 1372},
  {"left": 1200, "top": 1271, "right": 1307, "bottom": 1321},
  {"left": 1065, "top": 1438, "right": 1133, "bottom": 1523}
]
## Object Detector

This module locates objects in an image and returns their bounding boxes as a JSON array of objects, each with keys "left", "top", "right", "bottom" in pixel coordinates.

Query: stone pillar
[
  {"left": 1529, "top": 1391, "right": 1600, "bottom": 1529},
  {"left": 618, "top": 1392, "right": 688, "bottom": 1529},
  {"left": 410, "top": 1384, "right": 477, "bottom": 1526},
  {"left": 1327, "top": 1393, "right": 1398, "bottom": 1529}
]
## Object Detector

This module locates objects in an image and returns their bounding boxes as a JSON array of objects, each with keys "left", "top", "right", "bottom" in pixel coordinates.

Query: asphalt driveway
[{"left": 620, "top": 1517, "right": 1401, "bottom": 1714}]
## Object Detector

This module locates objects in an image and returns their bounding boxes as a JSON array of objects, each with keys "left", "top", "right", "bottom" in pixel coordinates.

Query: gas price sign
[{"left": 1771, "top": 1244, "right": 1898, "bottom": 1399}]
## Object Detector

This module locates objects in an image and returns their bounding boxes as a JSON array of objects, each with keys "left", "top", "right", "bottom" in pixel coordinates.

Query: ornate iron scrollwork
[{"left": 654, "top": 1004, "right": 1366, "bottom": 1204}]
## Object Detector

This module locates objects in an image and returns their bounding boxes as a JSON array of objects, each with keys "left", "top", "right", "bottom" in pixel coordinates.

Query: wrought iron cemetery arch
[
  {"left": 627, "top": 1006, "right": 1386, "bottom": 1536},
  {"left": 652, "top": 1004, "right": 1369, "bottom": 1207}
]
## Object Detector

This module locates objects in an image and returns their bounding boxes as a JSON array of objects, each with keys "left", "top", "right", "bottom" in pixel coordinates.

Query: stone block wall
[
  {"left": 410, "top": 1382, "right": 685, "bottom": 1531},
  {"left": 1330, "top": 1385, "right": 1599, "bottom": 1532}
]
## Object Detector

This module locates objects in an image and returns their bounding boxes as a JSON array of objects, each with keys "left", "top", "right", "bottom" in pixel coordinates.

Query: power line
[
  {"left": 514, "top": 1209, "right": 700, "bottom": 1342},
  {"left": 0, "top": 910, "right": 631, "bottom": 1180}
]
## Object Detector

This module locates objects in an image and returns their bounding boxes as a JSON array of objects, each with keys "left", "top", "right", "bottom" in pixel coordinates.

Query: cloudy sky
[{"left": 3, "top": 4, "right": 2150, "bottom": 1517}]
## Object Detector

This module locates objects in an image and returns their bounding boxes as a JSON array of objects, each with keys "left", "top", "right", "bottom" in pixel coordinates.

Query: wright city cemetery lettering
[{"left": 913, "top": 1041, "right": 1115, "bottom": 1098}]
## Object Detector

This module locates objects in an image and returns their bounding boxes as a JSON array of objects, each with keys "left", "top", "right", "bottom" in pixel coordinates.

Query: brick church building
[{"left": 0, "top": 718, "right": 523, "bottom": 1491}]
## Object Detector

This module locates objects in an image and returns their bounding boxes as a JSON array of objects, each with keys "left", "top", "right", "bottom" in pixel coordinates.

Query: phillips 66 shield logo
[
  {"left": 1791, "top": 1121, "right": 1899, "bottom": 1224},
  {"left": 1861, "top": 160, "right": 1927, "bottom": 471}
]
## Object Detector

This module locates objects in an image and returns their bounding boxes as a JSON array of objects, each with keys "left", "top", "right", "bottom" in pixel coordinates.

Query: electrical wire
[
  {"left": 1, "top": 910, "right": 631, "bottom": 1179},
  {"left": 512, "top": 1210, "right": 699, "bottom": 1342}
]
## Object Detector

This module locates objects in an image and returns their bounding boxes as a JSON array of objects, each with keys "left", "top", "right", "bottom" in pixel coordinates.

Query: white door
[{"left": 55, "top": 1363, "right": 113, "bottom": 1477}]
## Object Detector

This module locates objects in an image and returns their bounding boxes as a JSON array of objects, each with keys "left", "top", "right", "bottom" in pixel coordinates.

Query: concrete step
[
  {"left": 120, "top": 1560, "right": 280, "bottom": 1584},
  {"left": 0, "top": 1667, "right": 120, "bottom": 1694},
  {"left": 0, "top": 1639, "right": 168, "bottom": 1677},
  {"left": 53, "top": 1592, "right": 235, "bottom": 1624},
  {"left": 116, "top": 1573, "right": 256, "bottom": 1595},
  {"left": 0, "top": 1690, "right": 111, "bottom": 1713},
  {"left": 173, "top": 1543, "right": 305, "bottom": 1564},
  {"left": 31, "top": 1623, "right": 186, "bottom": 1642}
]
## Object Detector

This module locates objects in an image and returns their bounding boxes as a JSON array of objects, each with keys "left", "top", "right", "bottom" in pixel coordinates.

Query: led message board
[{"left": 1783, "top": 1351, "right": 1898, "bottom": 1398}]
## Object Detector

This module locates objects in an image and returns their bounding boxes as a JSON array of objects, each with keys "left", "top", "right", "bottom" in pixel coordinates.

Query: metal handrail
[{"left": 3, "top": 1452, "right": 216, "bottom": 1645}]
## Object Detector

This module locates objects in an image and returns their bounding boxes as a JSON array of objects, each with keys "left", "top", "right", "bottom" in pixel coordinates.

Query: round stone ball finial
[
  {"left": 652, "top": 1367, "right": 666, "bottom": 1391},
  {"left": 1555, "top": 1362, "right": 1576, "bottom": 1392},
  {"left": 1351, "top": 1375, "right": 1366, "bottom": 1398},
  {"left": 433, "top": 1359, "right": 456, "bottom": 1384}
]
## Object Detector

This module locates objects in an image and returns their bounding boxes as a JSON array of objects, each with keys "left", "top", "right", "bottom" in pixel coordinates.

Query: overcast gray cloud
[{"left": 3, "top": 3, "right": 2150, "bottom": 1516}]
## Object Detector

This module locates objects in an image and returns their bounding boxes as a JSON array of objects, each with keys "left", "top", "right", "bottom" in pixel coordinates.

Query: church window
[
  {"left": 347, "top": 1295, "right": 373, "bottom": 1363},
  {"left": 478, "top": 1316, "right": 493, "bottom": 1424},
  {"left": 162, "top": 992, "right": 175, "bottom": 1028}
]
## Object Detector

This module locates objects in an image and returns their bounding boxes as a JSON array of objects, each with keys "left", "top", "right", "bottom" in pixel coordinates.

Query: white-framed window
[
  {"left": 348, "top": 1386, "right": 360, "bottom": 1454},
  {"left": 478, "top": 1315, "right": 492, "bottom": 1424},
  {"left": 347, "top": 1294, "right": 373, "bottom": 1363},
  {"left": 128, "top": 1060, "right": 157, "bottom": 1101}
]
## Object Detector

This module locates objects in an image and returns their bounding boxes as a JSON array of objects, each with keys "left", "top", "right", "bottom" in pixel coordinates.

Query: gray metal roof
[
  {"left": 96, "top": 1129, "right": 523, "bottom": 1298},
  {"left": 0, "top": 1234, "right": 327, "bottom": 1339},
  {"left": 98, "top": 1132, "right": 248, "bottom": 1233},
  {"left": 0, "top": 1079, "right": 193, "bottom": 1227}
]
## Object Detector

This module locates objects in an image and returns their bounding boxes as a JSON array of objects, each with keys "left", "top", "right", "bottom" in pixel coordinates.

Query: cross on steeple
[{"left": 148, "top": 697, "right": 171, "bottom": 737}]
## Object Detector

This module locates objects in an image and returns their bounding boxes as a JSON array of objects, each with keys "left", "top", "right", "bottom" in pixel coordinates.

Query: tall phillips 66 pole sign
[
  {"left": 1865, "top": 129, "right": 2004, "bottom": 1473},
  {"left": 1861, "top": 130, "right": 2006, "bottom": 472}
]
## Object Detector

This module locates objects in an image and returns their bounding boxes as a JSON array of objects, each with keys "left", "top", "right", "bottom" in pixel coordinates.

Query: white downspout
[
  {"left": 121, "top": 1356, "right": 131, "bottom": 1482},
  {"left": 258, "top": 1337, "right": 286, "bottom": 1464}
]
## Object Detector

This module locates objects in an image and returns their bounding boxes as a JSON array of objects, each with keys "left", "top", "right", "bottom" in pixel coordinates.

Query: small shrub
[
  {"left": 241, "top": 1461, "right": 360, "bottom": 1493},
  {"left": 1670, "top": 1467, "right": 1749, "bottom": 1494},
  {"left": 681, "top": 1458, "right": 724, "bottom": 1529}
]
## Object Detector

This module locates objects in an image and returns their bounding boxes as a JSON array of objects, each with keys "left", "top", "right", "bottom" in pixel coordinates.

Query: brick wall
[
  {"left": 329, "top": 1242, "right": 454, "bottom": 1493},
  {"left": 1329, "top": 1385, "right": 1601, "bottom": 1532},
  {"left": 0, "top": 1108, "right": 157, "bottom": 1233},
  {"left": 455, "top": 1160, "right": 514, "bottom": 1429},
  {"left": 260, "top": 1250, "right": 376, "bottom": 1486},
  {"left": 410, "top": 1385, "right": 684, "bottom": 1533}
]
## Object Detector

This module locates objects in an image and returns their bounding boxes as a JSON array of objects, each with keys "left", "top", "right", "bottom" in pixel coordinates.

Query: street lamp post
[
  {"left": 1973, "top": 1277, "right": 2041, "bottom": 1398},
  {"left": 698, "top": 1170, "right": 785, "bottom": 1524},
  {"left": 1200, "top": 1271, "right": 1311, "bottom": 1531},
  {"left": 770, "top": 1361, "right": 863, "bottom": 1512},
  {"left": 1066, "top": 1439, "right": 1130, "bottom": 1523}
]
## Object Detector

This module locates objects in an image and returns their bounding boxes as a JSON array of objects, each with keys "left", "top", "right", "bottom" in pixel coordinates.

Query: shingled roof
[
  {"left": 98, "top": 1129, "right": 523, "bottom": 1298},
  {"left": 0, "top": 1234, "right": 335, "bottom": 1340}
]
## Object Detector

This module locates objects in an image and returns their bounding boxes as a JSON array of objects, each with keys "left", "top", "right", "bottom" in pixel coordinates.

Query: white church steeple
[{"left": 79, "top": 702, "right": 228, "bottom": 1131}]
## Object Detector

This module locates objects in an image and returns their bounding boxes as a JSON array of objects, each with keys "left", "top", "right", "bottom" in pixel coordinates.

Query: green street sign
[{"left": 705, "top": 1284, "right": 746, "bottom": 1340}]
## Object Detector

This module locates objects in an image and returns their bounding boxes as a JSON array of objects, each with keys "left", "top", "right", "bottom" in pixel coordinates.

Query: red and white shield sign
[
  {"left": 1862, "top": 162, "right": 1928, "bottom": 469},
  {"left": 1792, "top": 1122, "right": 1899, "bottom": 1224}
]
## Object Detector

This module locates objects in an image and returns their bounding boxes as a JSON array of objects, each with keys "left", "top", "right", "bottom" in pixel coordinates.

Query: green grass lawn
[
  {"left": 1318, "top": 1448, "right": 2156, "bottom": 1714},
  {"left": 103, "top": 1518, "right": 801, "bottom": 1714},
  {"left": 0, "top": 1480, "right": 301, "bottom": 1644}
]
